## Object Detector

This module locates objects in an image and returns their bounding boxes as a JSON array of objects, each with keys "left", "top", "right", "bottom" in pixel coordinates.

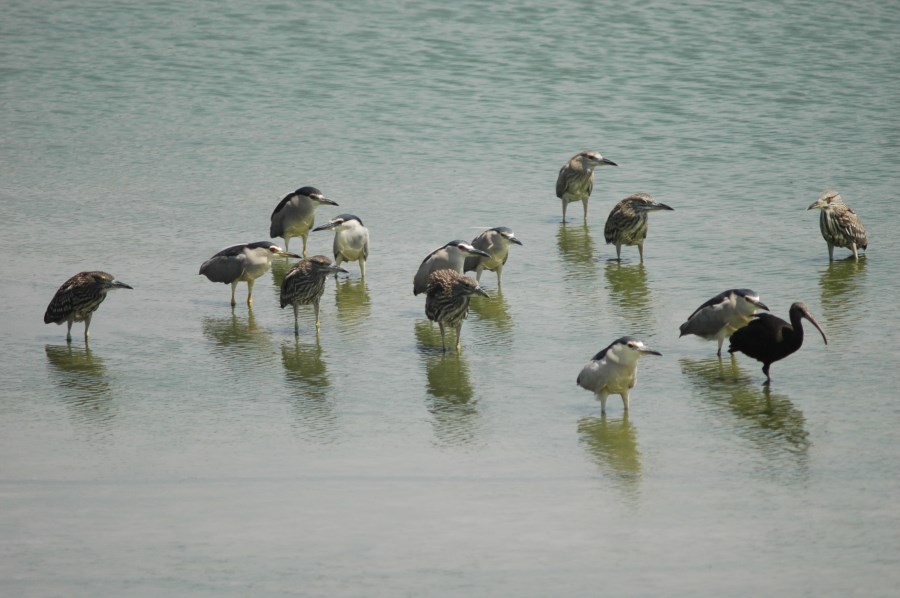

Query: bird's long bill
[
  {"left": 112, "top": 281, "right": 133, "bottom": 290},
  {"left": 639, "top": 347, "right": 662, "bottom": 356},
  {"left": 277, "top": 250, "right": 302, "bottom": 259},
  {"left": 469, "top": 248, "right": 491, "bottom": 258},
  {"left": 473, "top": 287, "right": 490, "bottom": 299},
  {"left": 751, "top": 298, "right": 770, "bottom": 311},
  {"left": 329, "top": 265, "right": 349, "bottom": 274},
  {"left": 807, "top": 200, "right": 824, "bottom": 210},
  {"left": 652, "top": 202, "right": 674, "bottom": 211},
  {"left": 802, "top": 311, "right": 828, "bottom": 345},
  {"left": 511, "top": 237, "right": 524, "bottom": 246},
  {"left": 319, "top": 197, "right": 339, "bottom": 206},
  {"left": 312, "top": 222, "right": 337, "bottom": 232},
  {"left": 601, "top": 158, "right": 618, "bottom": 167}
]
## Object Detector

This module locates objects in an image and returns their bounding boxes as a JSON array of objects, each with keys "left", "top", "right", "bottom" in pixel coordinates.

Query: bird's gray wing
[
  {"left": 838, "top": 207, "right": 868, "bottom": 248},
  {"left": 555, "top": 165, "right": 568, "bottom": 199},
  {"left": 685, "top": 291, "right": 732, "bottom": 321},
  {"left": 199, "top": 252, "right": 245, "bottom": 283},
  {"left": 679, "top": 299, "right": 731, "bottom": 337},
  {"left": 270, "top": 193, "right": 294, "bottom": 237}
]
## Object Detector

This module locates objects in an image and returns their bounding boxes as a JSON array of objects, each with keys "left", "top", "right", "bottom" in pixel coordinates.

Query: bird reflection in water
[
  {"left": 577, "top": 414, "right": 641, "bottom": 499},
  {"left": 556, "top": 223, "right": 598, "bottom": 281},
  {"left": 280, "top": 337, "right": 337, "bottom": 442},
  {"left": 45, "top": 343, "right": 116, "bottom": 435},
  {"left": 414, "top": 320, "right": 481, "bottom": 447},
  {"left": 604, "top": 262, "right": 654, "bottom": 335},
  {"left": 468, "top": 288, "right": 513, "bottom": 342},
  {"left": 201, "top": 308, "right": 276, "bottom": 375},
  {"left": 819, "top": 258, "right": 867, "bottom": 336},
  {"left": 679, "top": 357, "right": 810, "bottom": 471},
  {"left": 334, "top": 277, "right": 371, "bottom": 332}
]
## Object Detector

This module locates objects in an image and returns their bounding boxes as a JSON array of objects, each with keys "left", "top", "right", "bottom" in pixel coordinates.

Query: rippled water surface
[{"left": 3, "top": 0, "right": 900, "bottom": 595}]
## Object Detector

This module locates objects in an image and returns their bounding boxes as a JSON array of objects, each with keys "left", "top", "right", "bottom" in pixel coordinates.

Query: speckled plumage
[
  {"left": 808, "top": 190, "right": 868, "bottom": 261},
  {"left": 44, "top": 271, "right": 132, "bottom": 341},
  {"left": 424, "top": 269, "right": 488, "bottom": 352},
  {"left": 604, "top": 193, "right": 673, "bottom": 262}
]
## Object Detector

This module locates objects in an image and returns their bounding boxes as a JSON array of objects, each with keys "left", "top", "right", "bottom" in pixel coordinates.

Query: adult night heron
[
  {"left": 312, "top": 213, "right": 369, "bottom": 278},
  {"left": 678, "top": 289, "right": 770, "bottom": 356},
  {"left": 413, "top": 240, "right": 490, "bottom": 296},
  {"left": 463, "top": 226, "right": 523, "bottom": 288},
  {"left": 424, "top": 269, "right": 489, "bottom": 353},
  {"left": 269, "top": 186, "right": 339, "bottom": 257},
  {"left": 199, "top": 242, "right": 299, "bottom": 306},
  {"left": 604, "top": 193, "right": 673, "bottom": 262},
  {"left": 44, "top": 271, "right": 133, "bottom": 342},
  {"left": 280, "top": 255, "right": 347, "bottom": 335},
  {"left": 576, "top": 337, "right": 661, "bottom": 414},
  {"left": 807, "top": 190, "right": 868, "bottom": 261},
  {"left": 555, "top": 150, "right": 618, "bottom": 222},
  {"left": 728, "top": 302, "right": 827, "bottom": 384}
]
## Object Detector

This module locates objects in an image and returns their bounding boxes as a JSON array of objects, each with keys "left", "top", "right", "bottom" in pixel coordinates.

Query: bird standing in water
[
  {"left": 424, "top": 269, "right": 489, "bottom": 353},
  {"left": 807, "top": 190, "right": 868, "bottom": 261},
  {"left": 413, "top": 240, "right": 490, "bottom": 296},
  {"left": 270, "top": 186, "right": 339, "bottom": 257},
  {"left": 463, "top": 226, "right": 523, "bottom": 289},
  {"left": 728, "top": 302, "right": 827, "bottom": 384},
  {"left": 313, "top": 214, "right": 369, "bottom": 278},
  {"left": 199, "top": 242, "right": 299, "bottom": 306},
  {"left": 679, "top": 289, "right": 769, "bottom": 356},
  {"left": 603, "top": 193, "right": 673, "bottom": 262},
  {"left": 555, "top": 150, "right": 618, "bottom": 222},
  {"left": 280, "top": 255, "right": 347, "bottom": 335},
  {"left": 577, "top": 337, "right": 661, "bottom": 414},
  {"left": 44, "top": 271, "right": 133, "bottom": 342}
]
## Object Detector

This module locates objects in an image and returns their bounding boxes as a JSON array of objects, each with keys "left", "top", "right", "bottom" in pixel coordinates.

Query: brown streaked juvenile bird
[
  {"left": 555, "top": 150, "right": 618, "bottom": 222},
  {"left": 270, "top": 186, "right": 339, "bottom": 257},
  {"left": 280, "top": 255, "right": 347, "bottom": 335},
  {"left": 424, "top": 269, "right": 489, "bottom": 353},
  {"left": 807, "top": 190, "right": 868, "bottom": 261},
  {"left": 44, "top": 271, "right": 133, "bottom": 342},
  {"left": 603, "top": 193, "right": 673, "bottom": 262}
]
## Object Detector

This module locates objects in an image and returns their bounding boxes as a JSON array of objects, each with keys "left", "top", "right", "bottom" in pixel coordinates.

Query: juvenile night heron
[
  {"left": 413, "top": 240, "right": 490, "bottom": 296},
  {"left": 312, "top": 213, "right": 369, "bottom": 278},
  {"left": 463, "top": 226, "right": 523, "bottom": 288},
  {"left": 425, "top": 269, "right": 489, "bottom": 353},
  {"left": 555, "top": 150, "right": 618, "bottom": 222},
  {"left": 604, "top": 193, "right": 673, "bottom": 262},
  {"left": 678, "top": 289, "right": 769, "bottom": 356},
  {"left": 807, "top": 190, "right": 868, "bottom": 261},
  {"left": 269, "top": 186, "right": 339, "bottom": 257},
  {"left": 729, "top": 302, "right": 827, "bottom": 384},
  {"left": 44, "top": 271, "right": 133, "bottom": 342},
  {"left": 577, "top": 337, "right": 661, "bottom": 414},
  {"left": 199, "top": 242, "right": 299, "bottom": 306},
  {"left": 280, "top": 255, "right": 347, "bottom": 335}
]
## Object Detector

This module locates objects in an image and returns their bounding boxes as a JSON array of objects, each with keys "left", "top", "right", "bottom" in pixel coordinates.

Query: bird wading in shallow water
[
  {"left": 280, "top": 255, "right": 347, "bottom": 335},
  {"left": 577, "top": 337, "right": 661, "bottom": 414},
  {"left": 199, "top": 242, "right": 300, "bottom": 307},
  {"left": 269, "top": 186, "right": 339, "bottom": 257},
  {"left": 728, "top": 302, "right": 827, "bottom": 384},
  {"left": 44, "top": 271, "right": 133, "bottom": 342},
  {"left": 312, "top": 214, "right": 369, "bottom": 279},
  {"left": 679, "top": 289, "right": 769, "bottom": 356},
  {"left": 413, "top": 240, "right": 490, "bottom": 296},
  {"left": 604, "top": 193, "right": 673, "bottom": 262},
  {"left": 555, "top": 150, "right": 618, "bottom": 222},
  {"left": 807, "top": 190, "right": 868, "bottom": 261},
  {"left": 463, "top": 226, "right": 523, "bottom": 289},
  {"left": 424, "top": 269, "right": 489, "bottom": 353}
]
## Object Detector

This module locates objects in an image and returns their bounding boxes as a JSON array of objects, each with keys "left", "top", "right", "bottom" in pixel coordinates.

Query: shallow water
[{"left": 3, "top": 0, "right": 900, "bottom": 595}]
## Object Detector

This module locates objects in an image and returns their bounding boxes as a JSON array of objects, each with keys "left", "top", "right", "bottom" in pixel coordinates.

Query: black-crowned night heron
[
  {"left": 425, "top": 269, "right": 489, "bottom": 353},
  {"left": 413, "top": 240, "right": 490, "bottom": 296},
  {"left": 577, "top": 337, "right": 661, "bottom": 414},
  {"left": 729, "top": 302, "right": 827, "bottom": 384},
  {"left": 199, "top": 241, "right": 299, "bottom": 306},
  {"left": 807, "top": 190, "right": 868, "bottom": 261},
  {"left": 556, "top": 150, "right": 618, "bottom": 222},
  {"left": 603, "top": 193, "right": 673, "bottom": 262},
  {"left": 463, "top": 226, "right": 523, "bottom": 288},
  {"left": 312, "top": 213, "right": 369, "bottom": 278},
  {"left": 44, "top": 271, "right": 133, "bottom": 342},
  {"left": 280, "top": 255, "right": 347, "bottom": 335},
  {"left": 678, "top": 289, "right": 769, "bottom": 356},
  {"left": 270, "top": 186, "right": 339, "bottom": 257}
]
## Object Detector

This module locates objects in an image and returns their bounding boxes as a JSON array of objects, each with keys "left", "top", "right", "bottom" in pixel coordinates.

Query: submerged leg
[
  {"left": 495, "top": 265, "right": 503, "bottom": 288},
  {"left": 638, "top": 242, "right": 644, "bottom": 263},
  {"left": 455, "top": 322, "right": 463, "bottom": 352},
  {"left": 582, "top": 199, "right": 589, "bottom": 221},
  {"left": 359, "top": 257, "right": 366, "bottom": 279},
  {"left": 615, "top": 244, "right": 622, "bottom": 261},
  {"left": 292, "top": 302, "right": 299, "bottom": 335},
  {"left": 84, "top": 313, "right": 93, "bottom": 339},
  {"left": 66, "top": 317, "right": 74, "bottom": 342},
  {"left": 561, "top": 200, "right": 568, "bottom": 223},
  {"left": 762, "top": 363, "right": 772, "bottom": 384},
  {"left": 246, "top": 278, "right": 254, "bottom": 305},
  {"left": 314, "top": 299, "right": 321, "bottom": 329},
  {"left": 438, "top": 322, "right": 447, "bottom": 353},
  {"left": 597, "top": 390, "right": 609, "bottom": 414},
  {"left": 851, "top": 242, "right": 859, "bottom": 261},
  {"left": 621, "top": 389, "right": 631, "bottom": 412},
  {"left": 230, "top": 281, "right": 237, "bottom": 307},
  {"left": 827, "top": 242, "right": 834, "bottom": 262}
]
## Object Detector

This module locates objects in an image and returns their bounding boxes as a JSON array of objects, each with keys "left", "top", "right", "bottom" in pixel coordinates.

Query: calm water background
[{"left": 3, "top": 0, "right": 900, "bottom": 595}]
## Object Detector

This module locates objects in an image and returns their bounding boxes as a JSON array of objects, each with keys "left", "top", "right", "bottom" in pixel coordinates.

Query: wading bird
[
  {"left": 728, "top": 302, "right": 827, "bottom": 384},
  {"left": 679, "top": 289, "right": 770, "bottom": 356},
  {"left": 44, "top": 271, "right": 133, "bottom": 342},
  {"left": 577, "top": 337, "right": 661, "bottom": 414},
  {"left": 312, "top": 214, "right": 369, "bottom": 278},
  {"left": 280, "top": 255, "right": 347, "bottom": 335},
  {"left": 424, "top": 269, "right": 489, "bottom": 353},
  {"left": 807, "top": 190, "right": 868, "bottom": 261},
  {"left": 270, "top": 186, "right": 339, "bottom": 257},
  {"left": 463, "top": 226, "right": 523, "bottom": 288},
  {"left": 413, "top": 240, "right": 490, "bottom": 296},
  {"left": 200, "top": 242, "right": 299, "bottom": 306},
  {"left": 604, "top": 193, "right": 673, "bottom": 262},
  {"left": 556, "top": 150, "right": 618, "bottom": 222}
]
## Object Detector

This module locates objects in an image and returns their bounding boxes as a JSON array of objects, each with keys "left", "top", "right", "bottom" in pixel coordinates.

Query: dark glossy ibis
[{"left": 727, "top": 302, "right": 827, "bottom": 384}]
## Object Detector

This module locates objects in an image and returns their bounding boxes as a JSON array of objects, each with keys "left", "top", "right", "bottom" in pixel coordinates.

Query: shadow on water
[
  {"left": 201, "top": 308, "right": 276, "bottom": 374},
  {"left": 414, "top": 320, "right": 480, "bottom": 447},
  {"left": 603, "top": 262, "right": 655, "bottom": 335},
  {"left": 577, "top": 414, "right": 641, "bottom": 500},
  {"left": 334, "top": 277, "right": 371, "bottom": 332},
  {"left": 819, "top": 258, "right": 867, "bottom": 335},
  {"left": 468, "top": 289, "right": 513, "bottom": 343},
  {"left": 280, "top": 336, "right": 338, "bottom": 442},
  {"left": 679, "top": 357, "right": 810, "bottom": 475},
  {"left": 45, "top": 344, "right": 116, "bottom": 435},
  {"left": 556, "top": 223, "right": 598, "bottom": 282}
]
